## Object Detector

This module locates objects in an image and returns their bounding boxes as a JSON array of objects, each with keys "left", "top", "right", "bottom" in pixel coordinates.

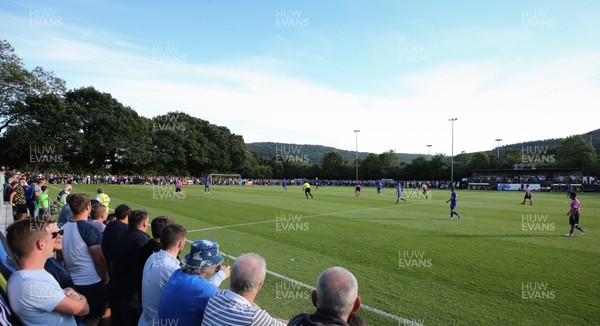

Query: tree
[
  {"left": 150, "top": 111, "right": 254, "bottom": 176},
  {"left": 500, "top": 148, "right": 522, "bottom": 169},
  {"left": 379, "top": 150, "right": 398, "bottom": 176},
  {"left": 403, "top": 155, "right": 429, "bottom": 180},
  {"left": 452, "top": 151, "right": 469, "bottom": 179},
  {"left": 0, "top": 94, "right": 82, "bottom": 171},
  {"left": 429, "top": 153, "right": 449, "bottom": 180},
  {"left": 238, "top": 150, "right": 266, "bottom": 177},
  {"left": 322, "top": 151, "right": 344, "bottom": 179},
  {"left": 556, "top": 136, "right": 597, "bottom": 173},
  {"left": 66, "top": 87, "right": 150, "bottom": 173},
  {"left": 0, "top": 40, "right": 65, "bottom": 134},
  {"left": 361, "top": 153, "right": 382, "bottom": 179},
  {"left": 469, "top": 152, "right": 491, "bottom": 170}
]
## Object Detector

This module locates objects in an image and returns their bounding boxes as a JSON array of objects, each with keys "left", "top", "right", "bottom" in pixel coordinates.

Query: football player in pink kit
[
  {"left": 565, "top": 192, "right": 586, "bottom": 236},
  {"left": 175, "top": 179, "right": 183, "bottom": 198},
  {"left": 421, "top": 183, "right": 430, "bottom": 199},
  {"left": 521, "top": 184, "right": 532, "bottom": 205},
  {"left": 355, "top": 183, "right": 362, "bottom": 197}
]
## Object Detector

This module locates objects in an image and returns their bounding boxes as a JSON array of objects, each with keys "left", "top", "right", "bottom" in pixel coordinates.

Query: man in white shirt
[
  {"left": 138, "top": 224, "right": 187, "bottom": 326},
  {"left": 6, "top": 219, "right": 89, "bottom": 325}
]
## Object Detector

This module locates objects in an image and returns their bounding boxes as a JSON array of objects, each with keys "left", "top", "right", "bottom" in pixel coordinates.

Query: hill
[
  {"left": 250, "top": 128, "right": 600, "bottom": 166},
  {"left": 493, "top": 128, "right": 600, "bottom": 154},
  {"left": 246, "top": 142, "right": 422, "bottom": 165}
]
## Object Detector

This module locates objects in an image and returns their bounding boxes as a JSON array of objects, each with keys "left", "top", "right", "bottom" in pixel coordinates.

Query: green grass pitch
[{"left": 49, "top": 184, "right": 600, "bottom": 325}]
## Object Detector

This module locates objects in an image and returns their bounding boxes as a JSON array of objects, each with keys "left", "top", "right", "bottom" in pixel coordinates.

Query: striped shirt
[{"left": 202, "top": 290, "right": 285, "bottom": 326}]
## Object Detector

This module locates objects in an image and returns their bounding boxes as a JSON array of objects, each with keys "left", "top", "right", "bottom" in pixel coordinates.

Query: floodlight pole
[
  {"left": 427, "top": 144, "right": 432, "bottom": 159},
  {"left": 495, "top": 138, "right": 502, "bottom": 159},
  {"left": 449, "top": 118, "right": 457, "bottom": 184},
  {"left": 354, "top": 130, "right": 360, "bottom": 181}
]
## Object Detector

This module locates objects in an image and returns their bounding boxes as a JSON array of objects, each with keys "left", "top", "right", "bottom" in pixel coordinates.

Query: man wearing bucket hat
[{"left": 157, "top": 238, "right": 230, "bottom": 325}]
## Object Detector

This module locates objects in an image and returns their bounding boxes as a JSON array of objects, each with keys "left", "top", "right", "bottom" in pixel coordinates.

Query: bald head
[
  {"left": 230, "top": 253, "right": 266, "bottom": 295},
  {"left": 315, "top": 267, "right": 358, "bottom": 317}
]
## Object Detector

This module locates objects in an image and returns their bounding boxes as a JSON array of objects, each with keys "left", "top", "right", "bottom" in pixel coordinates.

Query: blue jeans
[{"left": 26, "top": 200, "right": 39, "bottom": 218}]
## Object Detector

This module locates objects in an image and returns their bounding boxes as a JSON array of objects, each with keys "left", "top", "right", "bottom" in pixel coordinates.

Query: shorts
[
  {"left": 450, "top": 202, "right": 457, "bottom": 210},
  {"left": 304, "top": 188, "right": 311, "bottom": 194},
  {"left": 75, "top": 281, "right": 107, "bottom": 321},
  {"left": 569, "top": 213, "right": 580, "bottom": 225},
  {"left": 524, "top": 194, "right": 531, "bottom": 199},
  {"left": 355, "top": 187, "right": 361, "bottom": 192},
  {"left": 175, "top": 187, "right": 181, "bottom": 192},
  {"left": 15, "top": 204, "right": 28, "bottom": 214}
]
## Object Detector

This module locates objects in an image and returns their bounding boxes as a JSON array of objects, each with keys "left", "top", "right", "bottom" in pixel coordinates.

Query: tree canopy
[{"left": 1, "top": 39, "right": 598, "bottom": 179}]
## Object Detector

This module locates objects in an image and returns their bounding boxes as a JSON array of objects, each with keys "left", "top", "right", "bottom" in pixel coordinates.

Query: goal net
[{"left": 208, "top": 174, "right": 243, "bottom": 186}]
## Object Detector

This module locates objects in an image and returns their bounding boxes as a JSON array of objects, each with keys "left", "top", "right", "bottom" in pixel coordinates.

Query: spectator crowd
[{"left": 1, "top": 173, "right": 367, "bottom": 326}]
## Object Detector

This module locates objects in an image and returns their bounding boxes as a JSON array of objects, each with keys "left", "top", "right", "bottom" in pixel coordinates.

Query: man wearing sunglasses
[
  {"left": 6, "top": 219, "right": 89, "bottom": 325},
  {"left": 45, "top": 223, "right": 74, "bottom": 290}
]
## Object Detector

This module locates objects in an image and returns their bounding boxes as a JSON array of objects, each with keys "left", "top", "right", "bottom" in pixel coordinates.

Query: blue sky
[{"left": 1, "top": 0, "right": 599, "bottom": 156}]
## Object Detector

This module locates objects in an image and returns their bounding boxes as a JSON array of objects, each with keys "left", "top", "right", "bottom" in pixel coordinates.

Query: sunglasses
[{"left": 51, "top": 230, "right": 64, "bottom": 239}]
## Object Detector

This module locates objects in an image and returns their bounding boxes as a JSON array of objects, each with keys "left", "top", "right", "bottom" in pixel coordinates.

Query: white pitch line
[
  {"left": 187, "top": 204, "right": 405, "bottom": 233},
  {"left": 183, "top": 242, "right": 423, "bottom": 326},
  {"left": 48, "top": 185, "right": 65, "bottom": 191},
  {"left": 48, "top": 185, "right": 421, "bottom": 323}
]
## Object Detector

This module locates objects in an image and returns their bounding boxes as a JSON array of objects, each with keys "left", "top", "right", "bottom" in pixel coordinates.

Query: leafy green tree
[
  {"left": 0, "top": 40, "right": 65, "bottom": 133},
  {"left": 237, "top": 150, "right": 274, "bottom": 178},
  {"left": 402, "top": 155, "right": 429, "bottom": 180},
  {"left": 501, "top": 148, "right": 523, "bottom": 169},
  {"left": 429, "top": 153, "right": 449, "bottom": 180},
  {"left": 150, "top": 111, "right": 255, "bottom": 176},
  {"left": 361, "top": 153, "right": 382, "bottom": 179},
  {"left": 66, "top": 87, "right": 149, "bottom": 173},
  {"left": 468, "top": 152, "right": 491, "bottom": 170},
  {"left": 556, "top": 136, "right": 597, "bottom": 173},
  {"left": 0, "top": 94, "right": 81, "bottom": 171},
  {"left": 379, "top": 150, "right": 398, "bottom": 177},
  {"left": 451, "top": 151, "right": 469, "bottom": 179},
  {"left": 322, "top": 151, "right": 344, "bottom": 179}
]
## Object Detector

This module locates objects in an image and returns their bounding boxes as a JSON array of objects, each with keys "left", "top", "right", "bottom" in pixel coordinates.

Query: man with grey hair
[
  {"left": 287, "top": 266, "right": 362, "bottom": 326},
  {"left": 202, "top": 253, "right": 287, "bottom": 326}
]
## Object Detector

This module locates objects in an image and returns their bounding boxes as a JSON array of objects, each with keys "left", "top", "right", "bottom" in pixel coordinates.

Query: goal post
[{"left": 208, "top": 173, "right": 242, "bottom": 186}]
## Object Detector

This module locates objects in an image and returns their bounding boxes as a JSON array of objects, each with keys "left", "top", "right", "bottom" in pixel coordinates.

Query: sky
[{"left": 1, "top": 0, "right": 599, "bottom": 156}]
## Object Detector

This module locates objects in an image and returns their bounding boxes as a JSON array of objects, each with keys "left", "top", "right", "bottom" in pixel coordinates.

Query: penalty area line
[{"left": 182, "top": 242, "right": 423, "bottom": 325}]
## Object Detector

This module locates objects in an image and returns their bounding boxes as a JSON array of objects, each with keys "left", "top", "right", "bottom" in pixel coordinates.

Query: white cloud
[{"left": 2, "top": 11, "right": 598, "bottom": 157}]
